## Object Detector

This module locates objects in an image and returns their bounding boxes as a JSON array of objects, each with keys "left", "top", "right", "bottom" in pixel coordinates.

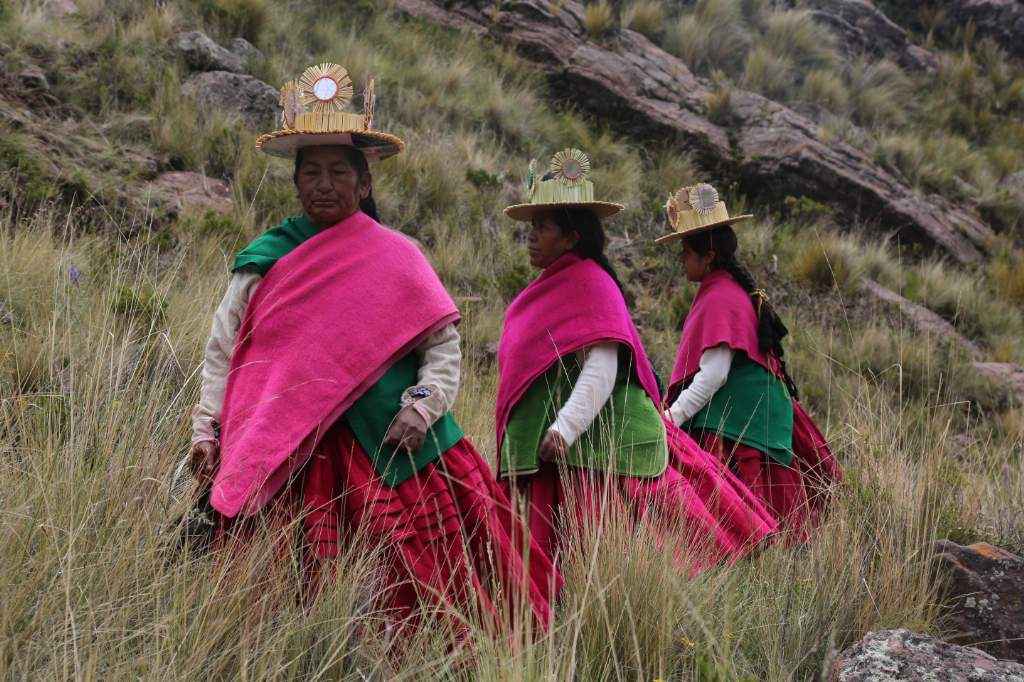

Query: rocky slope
[{"left": 396, "top": 0, "right": 997, "bottom": 264}]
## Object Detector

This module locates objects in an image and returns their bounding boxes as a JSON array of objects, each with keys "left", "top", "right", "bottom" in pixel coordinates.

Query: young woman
[
  {"left": 185, "top": 63, "right": 558, "bottom": 627},
  {"left": 657, "top": 183, "right": 842, "bottom": 539},
  {"left": 496, "top": 150, "right": 776, "bottom": 572}
]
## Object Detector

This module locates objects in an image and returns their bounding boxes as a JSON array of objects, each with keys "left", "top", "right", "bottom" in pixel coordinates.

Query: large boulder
[
  {"left": 175, "top": 31, "right": 244, "bottom": 74},
  {"left": 934, "top": 540, "right": 1024, "bottom": 663},
  {"left": 229, "top": 37, "right": 264, "bottom": 65},
  {"left": 395, "top": 0, "right": 991, "bottom": 264},
  {"left": 798, "top": 0, "right": 938, "bottom": 71},
  {"left": 831, "top": 629, "right": 1024, "bottom": 680},
  {"left": 181, "top": 71, "right": 279, "bottom": 127},
  {"left": 947, "top": 0, "right": 1024, "bottom": 59}
]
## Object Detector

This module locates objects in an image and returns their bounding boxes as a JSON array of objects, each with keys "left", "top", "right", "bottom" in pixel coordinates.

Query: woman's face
[
  {"left": 527, "top": 213, "right": 578, "bottom": 269},
  {"left": 678, "top": 241, "right": 715, "bottom": 282},
  {"left": 295, "top": 146, "right": 371, "bottom": 228}
]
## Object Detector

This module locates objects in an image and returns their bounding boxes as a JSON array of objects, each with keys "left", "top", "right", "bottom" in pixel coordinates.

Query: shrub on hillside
[
  {"left": 667, "top": 0, "right": 751, "bottom": 75},
  {"left": 621, "top": 0, "right": 666, "bottom": 40},
  {"left": 787, "top": 231, "right": 857, "bottom": 293},
  {"left": 801, "top": 69, "right": 849, "bottom": 113},
  {"left": 846, "top": 57, "right": 911, "bottom": 128},
  {"left": 584, "top": 1, "right": 616, "bottom": 38},
  {"left": 195, "top": 0, "right": 268, "bottom": 43},
  {"left": 990, "top": 253, "right": 1024, "bottom": 307},
  {"left": 742, "top": 45, "right": 793, "bottom": 100}
]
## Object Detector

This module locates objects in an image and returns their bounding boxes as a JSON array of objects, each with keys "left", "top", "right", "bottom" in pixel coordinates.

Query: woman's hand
[
  {"left": 189, "top": 440, "right": 220, "bottom": 486},
  {"left": 539, "top": 429, "right": 568, "bottom": 462},
  {"left": 385, "top": 406, "right": 428, "bottom": 453}
]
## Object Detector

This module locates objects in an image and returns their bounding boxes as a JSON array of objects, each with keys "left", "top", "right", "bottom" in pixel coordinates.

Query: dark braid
[
  {"left": 549, "top": 206, "right": 630, "bottom": 301},
  {"left": 684, "top": 226, "right": 800, "bottom": 399},
  {"left": 293, "top": 146, "right": 380, "bottom": 221}
]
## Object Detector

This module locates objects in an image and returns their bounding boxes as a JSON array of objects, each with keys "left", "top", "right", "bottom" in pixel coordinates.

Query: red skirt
[
  {"left": 503, "top": 420, "right": 778, "bottom": 576},
  {"left": 696, "top": 399, "right": 841, "bottom": 542},
  {"left": 218, "top": 421, "right": 560, "bottom": 630}
]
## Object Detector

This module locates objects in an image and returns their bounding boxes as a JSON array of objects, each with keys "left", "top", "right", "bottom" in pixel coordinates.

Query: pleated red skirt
[
  {"left": 503, "top": 419, "right": 778, "bottom": 576},
  {"left": 695, "top": 399, "right": 842, "bottom": 542},
  {"left": 218, "top": 420, "right": 560, "bottom": 630}
]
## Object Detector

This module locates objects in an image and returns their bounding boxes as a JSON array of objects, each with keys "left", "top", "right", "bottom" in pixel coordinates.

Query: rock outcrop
[
  {"left": 181, "top": 71, "right": 279, "bottom": 126},
  {"left": 175, "top": 31, "right": 244, "bottom": 74},
  {"left": 799, "top": 0, "right": 938, "bottom": 72},
  {"left": 228, "top": 37, "right": 263, "bottom": 65},
  {"left": 395, "top": 0, "right": 991, "bottom": 265},
  {"left": 831, "top": 629, "right": 1024, "bottom": 681},
  {"left": 934, "top": 540, "right": 1024, "bottom": 663},
  {"left": 947, "top": 0, "right": 1024, "bottom": 59},
  {"left": 145, "top": 171, "right": 233, "bottom": 217},
  {"left": 861, "top": 279, "right": 1024, "bottom": 400},
  {"left": 860, "top": 279, "right": 983, "bottom": 358}
]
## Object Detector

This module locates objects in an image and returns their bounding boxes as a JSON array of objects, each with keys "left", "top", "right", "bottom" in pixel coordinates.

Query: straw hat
[
  {"left": 654, "top": 183, "right": 752, "bottom": 244},
  {"left": 503, "top": 148, "right": 624, "bottom": 221},
  {"left": 256, "top": 62, "right": 404, "bottom": 159}
]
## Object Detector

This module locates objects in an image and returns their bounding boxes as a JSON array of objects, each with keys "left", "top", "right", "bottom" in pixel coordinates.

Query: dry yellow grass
[{"left": 2, "top": 210, "right": 1022, "bottom": 679}]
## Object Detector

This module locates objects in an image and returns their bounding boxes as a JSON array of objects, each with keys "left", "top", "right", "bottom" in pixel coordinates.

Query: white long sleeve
[
  {"left": 190, "top": 270, "right": 263, "bottom": 444},
  {"left": 549, "top": 343, "right": 619, "bottom": 446},
  {"left": 667, "top": 345, "right": 734, "bottom": 426},
  {"left": 190, "top": 273, "right": 462, "bottom": 443},
  {"left": 404, "top": 323, "right": 462, "bottom": 427}
]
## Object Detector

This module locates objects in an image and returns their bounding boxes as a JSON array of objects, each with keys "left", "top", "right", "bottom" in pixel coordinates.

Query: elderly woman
[
  {"left": 656, "top": 183, "right": 842, "bottom": 540},
  {"left": 495, "top": 150, "right": 776, "bottom": 573},
  {"left": 187, "top": 64, "right": 557, "bottom": 626}
]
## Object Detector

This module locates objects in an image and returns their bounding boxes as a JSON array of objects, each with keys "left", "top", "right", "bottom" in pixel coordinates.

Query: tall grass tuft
[
  {"left": 584, "top": 1, "right": 616, "bottom": 38},
  {"left": 621, "top": 0, "right": 666, "bottom": 40}
]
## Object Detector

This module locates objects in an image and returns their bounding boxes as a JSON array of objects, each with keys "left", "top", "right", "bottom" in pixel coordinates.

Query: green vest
[
  {"left": 500, "top": 353, "right": 668, "bottom": 478},
  {"left": 684, "top": 357, "right": 794, "bottom": 465},
  {"left": 343, "top": 354, "right": 464, "bottom": 486}
]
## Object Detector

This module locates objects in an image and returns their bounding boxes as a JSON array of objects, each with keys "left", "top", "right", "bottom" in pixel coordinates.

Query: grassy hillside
[{"left": 1, "top": 0, "right": 1022, "bottom": 678}]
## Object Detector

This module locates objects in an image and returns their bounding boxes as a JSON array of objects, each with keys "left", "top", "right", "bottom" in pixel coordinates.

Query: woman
[
  {"left": 657, "top": 183, "right": 842, "bottom": 539},
  {"left": 496, "top": 150, "right": 776, "bottom": 572},
  {"left": 186, "top": 63, "right": 558, "bottom": 627}
]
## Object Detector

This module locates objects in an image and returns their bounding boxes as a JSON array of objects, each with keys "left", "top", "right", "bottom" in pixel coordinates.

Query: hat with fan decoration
[
  {"left": 654, "top": 182, "right": 752, "bottom": 244},
  {"left": 256, "top": 62, "right": 404, "bottom": 159},
  {"left": 503, "top": 148, "right": 625, "bottom": 221}
]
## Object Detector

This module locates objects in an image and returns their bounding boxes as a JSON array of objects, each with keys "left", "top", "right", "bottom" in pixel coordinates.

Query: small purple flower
[{"left": 68, "top": 265, "right": 81, "bottom": 285}]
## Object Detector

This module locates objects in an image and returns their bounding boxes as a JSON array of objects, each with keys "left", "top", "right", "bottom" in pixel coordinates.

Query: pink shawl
[
  {"left": 495, "top": 253, "right": 661, "bottom": 456},
  {"left": 667, "top": 269, "right": 769, "bottom": 401},
  {"left": 211, "top": 211, "right": 460, "bottom": 517}
]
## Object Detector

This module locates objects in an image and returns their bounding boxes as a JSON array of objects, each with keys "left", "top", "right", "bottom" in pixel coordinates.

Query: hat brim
[
  {"left": 503, "top": 201, "right": 625, "bottom": 221},
  {"left": 654, "top": 214, "right": 753, "bottom": 244},
  {"left": 256, "top": 129, "right": 406, "bottom": 160}
]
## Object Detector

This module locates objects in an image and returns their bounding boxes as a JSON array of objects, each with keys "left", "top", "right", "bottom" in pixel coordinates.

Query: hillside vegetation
[{"left": 0, "top": 0, "right": 1022, "bottom": 678}]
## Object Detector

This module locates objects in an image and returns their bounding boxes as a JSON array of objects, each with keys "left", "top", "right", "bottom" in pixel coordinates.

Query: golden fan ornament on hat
[
  {"left": 655, "top": 181, "right": 752, "bottom": 244},
  {"left": 298, "top": 62, "right": 354, "bottom": 112},
  {"left": 550, "top": 148, "right": 591, "bottom": 186},
  {"left": 503, "top": 147, "right": 624, "bottom": 220},
  {"left": 256, "top": 62, "right": 404, "bottom": 159}
]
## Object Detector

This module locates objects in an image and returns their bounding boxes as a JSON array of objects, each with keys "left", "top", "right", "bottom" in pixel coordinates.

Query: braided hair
[
  {"left": 549, "top": 207, "right": 629, "bottom": 300},
  {"left": 293, "top": 146, "right": 380, "bottom": 221},
  {"left": 684, "top": 225, "right": 800, "bottom": 398}
]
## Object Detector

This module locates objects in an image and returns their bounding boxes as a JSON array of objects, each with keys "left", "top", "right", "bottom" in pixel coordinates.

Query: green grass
[{"left": 2, "top": 0, "right": 1024, "bottom": 678}]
